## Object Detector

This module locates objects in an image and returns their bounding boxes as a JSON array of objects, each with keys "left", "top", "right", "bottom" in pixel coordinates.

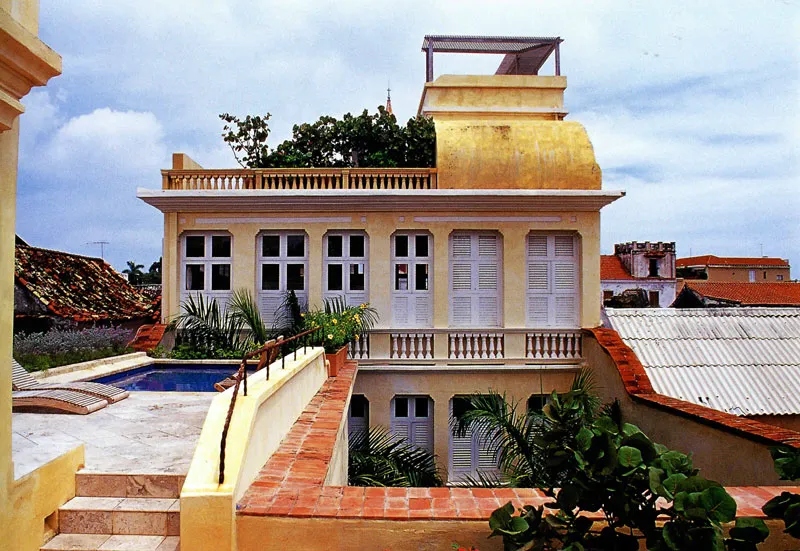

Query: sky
[{"left": 16, "top": 0, "right": 799, "bottom": 273}]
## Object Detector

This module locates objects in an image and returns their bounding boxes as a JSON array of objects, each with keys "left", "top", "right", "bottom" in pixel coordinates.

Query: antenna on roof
[{"left": 86, "top": 240, "right": 109, "bottom": 260}]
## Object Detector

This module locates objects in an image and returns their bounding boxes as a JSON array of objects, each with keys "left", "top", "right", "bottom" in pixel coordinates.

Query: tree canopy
[{"left": 219, "top": 106, "right": 435, "bottom": 169}]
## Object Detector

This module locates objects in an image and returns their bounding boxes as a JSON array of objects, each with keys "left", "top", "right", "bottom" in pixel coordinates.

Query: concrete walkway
[{"left": 12, "top": 392, "right": 214, "bottom": 479}]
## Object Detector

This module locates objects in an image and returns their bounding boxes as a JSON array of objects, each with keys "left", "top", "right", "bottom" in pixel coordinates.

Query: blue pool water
[{"left": 92, "top": 364, "right": 253, "bottom": 392}]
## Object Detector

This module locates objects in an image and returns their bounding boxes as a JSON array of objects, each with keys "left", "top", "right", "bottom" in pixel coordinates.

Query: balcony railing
[
  {"left": 162, "top": 168, "right": 438, "bottom": 191},
  {"left": 355, "top": 329, "right": 583, "bottom": 365}
]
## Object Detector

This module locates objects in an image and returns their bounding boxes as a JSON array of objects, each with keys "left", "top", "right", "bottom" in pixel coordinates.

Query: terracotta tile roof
[
  {"left": 14, "top": 240, "right": 160, "bottom": 322},
  {"left": 677, "top": 255, "right": 789, "bottom": 268},
  {"left": 600, "top": 255, "right": 634, "bottom": 280},
  {"left": 684, "top": 281, "right": 800, "bottom": 306}
]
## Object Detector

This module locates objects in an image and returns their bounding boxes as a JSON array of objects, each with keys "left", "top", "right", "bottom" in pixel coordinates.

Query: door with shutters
[
  {"left": 348, "top": 395, "right": 369, "bottom": 439},
  {"left": 390, "top": 396, "right": 433, "bottom": 453},
  {"left": 526, "top": 234, "right": 579, "bottom": 328},
  {"left": 391, "top": 233, "right": 433, "bottom": 327},
  {"left": 449, "top": 232, "right": 502, "bottom": 327},
  {"left": 324, "top": 232, "right": 369, "bottom": 308},
  {"left": 449, "top": 397, "right": 500, "bottom": 483}
]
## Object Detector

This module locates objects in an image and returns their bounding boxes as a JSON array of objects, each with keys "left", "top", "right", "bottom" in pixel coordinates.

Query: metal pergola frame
[{"left": 421, "top": 35, "right": 564, "bottom": 82}]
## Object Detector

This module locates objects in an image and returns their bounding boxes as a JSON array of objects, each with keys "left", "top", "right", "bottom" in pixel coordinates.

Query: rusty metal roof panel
[{"left": 604, "top": 308, "right": 800, "bottom": 415}]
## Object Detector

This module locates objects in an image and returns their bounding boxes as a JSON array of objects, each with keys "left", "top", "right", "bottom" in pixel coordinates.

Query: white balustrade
[
  {"left": 390, "top": 333, "right": 434, "bottom": 359},
  {"left": 348, "top": 334, "right": 370, "bottom": 360},
  {"left": 447, "top": 333, "right": 504, "bottom": 359},
  {"left": 525, "top": 331, "right": 582, "bottom": 359}
]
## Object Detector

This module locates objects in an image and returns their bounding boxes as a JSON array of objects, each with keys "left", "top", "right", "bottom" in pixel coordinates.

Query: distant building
[
  {"left": 677, "top": 255, "right": 790, "bottom": 282},
  {"left": 673, "top": 281, "right": 800, "bottom": 308},
  {"left": 600, "top": 241, "right": 676, "bottom": 308}
]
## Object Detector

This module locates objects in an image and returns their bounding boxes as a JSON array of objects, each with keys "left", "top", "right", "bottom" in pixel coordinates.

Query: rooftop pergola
[{"left": 421, "top": 35, "right": 563, "bottom": 82}]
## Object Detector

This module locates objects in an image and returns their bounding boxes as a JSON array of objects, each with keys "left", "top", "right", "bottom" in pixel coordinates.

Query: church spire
[{"left": 385, "top": 82, "right": 393, "bottom": 115}]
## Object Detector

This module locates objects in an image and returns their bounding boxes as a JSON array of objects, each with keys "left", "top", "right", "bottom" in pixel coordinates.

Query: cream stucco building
[
  {"left": 139, "top": 37, "right": 623, "bottom": 481},
  {"left": 1, "top": 1, "right": 63, "bottom": 549}
]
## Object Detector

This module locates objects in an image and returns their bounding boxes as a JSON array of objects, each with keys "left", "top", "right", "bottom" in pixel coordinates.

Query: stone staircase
[{"left": 41, "top": 472, "right": 183, "bottom": 551}]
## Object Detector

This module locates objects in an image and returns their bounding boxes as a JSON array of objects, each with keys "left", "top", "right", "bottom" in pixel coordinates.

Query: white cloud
[{"left": 19, "top": 0, "right": 800, "bottom": 270}]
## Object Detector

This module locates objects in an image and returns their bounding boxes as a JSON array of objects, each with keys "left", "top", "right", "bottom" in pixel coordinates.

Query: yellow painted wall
[
  {"left": 237, "top": 515, "right": 799, "bottom": 551},
  {"left": 164, "top": 210, "right": 602, "bottom": 330},
  {"left": 419, "top": 75, "right": 601, "bottom": 190},
  {"left": 9, "top": 446, "right": 84, "bottom": 551},
  {"left": 706, "top": 266, "right": 791, "bottom": 283},
  {"left": 354, "top": 368, "right": 578, "bottom": 480},
  {"left": 181, "top": 348, "right": 327, "bottom": 551}
]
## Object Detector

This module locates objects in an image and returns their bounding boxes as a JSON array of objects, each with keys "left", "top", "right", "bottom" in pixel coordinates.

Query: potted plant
[{"left": 303, "top": 299, "right": 377, "bottom": 376}]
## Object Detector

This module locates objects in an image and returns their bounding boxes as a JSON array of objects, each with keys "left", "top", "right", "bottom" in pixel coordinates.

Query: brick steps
[
  {"left": 41, "top": 472, "right": 182, "bottom": 551},
  {"left": 129, "top": 324, "right": 167, "bottom": 352}
]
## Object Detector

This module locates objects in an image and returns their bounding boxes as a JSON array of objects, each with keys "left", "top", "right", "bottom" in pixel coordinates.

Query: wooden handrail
[{"left": 218, "top": 326, "right": 322, "bottom": 484}]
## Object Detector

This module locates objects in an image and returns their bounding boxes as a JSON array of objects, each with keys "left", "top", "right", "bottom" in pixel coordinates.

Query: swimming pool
[{"left": 92, "top": 363, "right": 253, "bottom": 392}]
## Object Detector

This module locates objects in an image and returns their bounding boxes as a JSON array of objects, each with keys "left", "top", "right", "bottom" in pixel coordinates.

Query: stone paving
[{"left": 12, "top": 392, "right": 214, "bottom": 478}]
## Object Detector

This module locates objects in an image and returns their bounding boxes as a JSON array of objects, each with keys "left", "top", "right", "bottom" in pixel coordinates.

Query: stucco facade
[
  {"left": 1, "top": 2, "right": 62, "bottom": 549},
  {"left": 140, "top": 71, "right": 623, "bottom": 480}
]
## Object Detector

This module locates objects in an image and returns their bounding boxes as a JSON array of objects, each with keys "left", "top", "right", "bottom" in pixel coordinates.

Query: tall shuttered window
[
  {"left": 391, "top": 232, "right": 433, "bottom": 327},
  {"left": 449, "top": 397, "right": 500, "bottom": 483},
  {"left": 526, "top": 234, "right": 579, "bottom": 328},
  {"left": 257, "top": 231, "right": 308, "bottom": 326},
  {"left": 181, "top": 233, "right": 233, "bottom": 311},
  {"left": 449, "top": 232, "right": 502, "bottom": 327},
  {"left": 390, "top": 396, "right": 433, "bottom": 453},
  {"left": 323, "top": 231, "right": 369, "bottom": 307}
]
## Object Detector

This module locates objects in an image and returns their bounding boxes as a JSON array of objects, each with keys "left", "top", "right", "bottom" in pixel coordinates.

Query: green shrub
[{"left": 14, "top": 325, "right": 133, "bottom": 371}]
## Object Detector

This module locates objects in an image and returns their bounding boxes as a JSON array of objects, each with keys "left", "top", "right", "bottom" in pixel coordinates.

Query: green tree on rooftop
[{"left": 219, "top": 106, "right": 435, "bottom": 169}]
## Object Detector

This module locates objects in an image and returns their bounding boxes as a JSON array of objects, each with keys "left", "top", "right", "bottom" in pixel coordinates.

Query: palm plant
[
  {"left": 167, "top": 294, "right": 243, "bottom": 356},
  {"left": 123, "top": 260, "right": 145, "bottom": 285},
  {"left": 349, "top": 426, "right": 443, "bottom": 487},
  {"left": 227, "top": 288, "right": 270, "bottom": 348},
  {"left": 322, "top": 296, "right": 379, "bottom": 335},
  {"left": 450, "top": 367, "right": 600, "bottom": 488}
]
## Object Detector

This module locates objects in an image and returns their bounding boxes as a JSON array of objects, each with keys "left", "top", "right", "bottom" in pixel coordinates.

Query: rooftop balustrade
[{"left": 162, "top": 167, "right": 438, "bottom": 191}]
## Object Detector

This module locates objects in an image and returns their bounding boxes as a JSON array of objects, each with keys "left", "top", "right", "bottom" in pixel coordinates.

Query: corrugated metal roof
[{"left": 604, "top": 308, "right": 800, "bottom": 416}]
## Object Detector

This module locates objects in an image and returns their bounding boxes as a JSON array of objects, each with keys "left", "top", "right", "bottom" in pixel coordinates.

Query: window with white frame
[
  {"left": 323, "top": 231, "right": 368, "bottom": 307},
  {"left": 257, "top": 231, "right": 308, "bottom": 326},
  {"left": 181, "top": 233, "right": 233, "bottom": 309},
  {"left": 526, "top": 234, "right": 579, "bottom": 328},
  {"left": 390, "top": 396, "right": 433, "bottom": 453},
  {"left": 449, "top": 232, "right": 502, "bottom": 327},
  {"left": 391, "top": 232, "right": 433, "bottom": 327},
  {"left": 449, "top": 397, "right": 500, "bottom": 483}
]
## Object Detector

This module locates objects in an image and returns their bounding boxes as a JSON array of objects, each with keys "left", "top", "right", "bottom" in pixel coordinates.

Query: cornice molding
[
  {"left": 0, "top": 9, "right": 61, "bottom": 130},
  {"left": 137, "top": 188, "right": 625, "bottom": 214}
]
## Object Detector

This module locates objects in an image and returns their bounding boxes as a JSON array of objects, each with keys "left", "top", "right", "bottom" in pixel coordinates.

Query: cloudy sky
[{"left": 17, "top": 0, "right": 799, "bottom": 273}]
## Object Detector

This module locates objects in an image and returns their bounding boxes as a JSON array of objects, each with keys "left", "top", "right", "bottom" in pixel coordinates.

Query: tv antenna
[{"left": 86, "top": 241, "right": 109, "bottom": 260}]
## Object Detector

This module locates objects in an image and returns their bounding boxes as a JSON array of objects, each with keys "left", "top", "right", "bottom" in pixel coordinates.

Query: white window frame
[
  {"left": 525, "top": 233, "right": 580, "bottom": 328},
  {"left": 391, "top": 232, "right": 433, "bottom": 328},
  {"left": 256, "top": 231, "right": 309, "bottom": 326},
  {"left": 449, "top": 396, "right": 500, "bottom": 483},
  {"left": 323, "top": 231, "right": 369, "bottom": 307},
  {"left": 180, "top": 232, "right": 233, "bottom": 310},
  {"left": 390, "top": 395, "right": 433, "bottom": 453},
  {"left": 449, "top": 231, "right": 502, "bottom": 328}
]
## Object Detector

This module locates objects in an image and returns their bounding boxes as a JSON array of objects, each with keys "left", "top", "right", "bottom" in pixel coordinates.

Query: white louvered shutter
[
  {"left": 450, "top": 432, "right": 474, "bottom": 482},
  {"left": 414, "top": 295, "right": 430, "bottom": 326},
  {"left": 526, "top": 235, "right": 579, "bottom": 328},
  {"left": 391, "top": 418, "right": 410, "bottom": 442},
  {"left": 451, "top": 233, "right": 501, "bottom": 327},
  {"left": 411, "top": 421, "right": 432, "bottom": 453},
  {"left": 391, "top": 234, "right": 433, "bottom": 328},
  {"left": 392, "top": 296, "right": 409, "bottom": 326}
]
